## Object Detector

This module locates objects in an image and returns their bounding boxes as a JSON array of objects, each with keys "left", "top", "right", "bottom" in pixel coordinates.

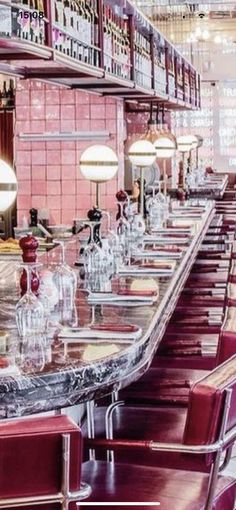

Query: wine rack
[
  {"left": 53, "top": 0, "right": 100, "bottom": 66},
  {"left": 103, "top": 3, "right": 131, "bottom": 79},
  {"left": 0, "top": 0, "right": 201, "bottom": 109},
  {"left": 168, "top": 46, "right": 176, "bottom": 98},
  {"left": 134, "top": 28, "right": 152, "bottom": 89},
  {"left": 1, "top": 0, "right": 47, "bottom": 45},
  {"left": 153, "top": 33, "right": 166, "bottom": 96}
]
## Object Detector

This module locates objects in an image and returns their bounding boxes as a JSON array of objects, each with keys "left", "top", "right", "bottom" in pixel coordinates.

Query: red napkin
[
  {"left": 152, "top": 247, "right": 182, "bottom": 253},
  {"left": 117, "top": 290, "right": 157, "bottom": 297},
  {"left": 141, "top": 263, "right": 172, "bottom": 270},
  {"left": 90, "top": 324, "right": 139, "bottom": 333}
]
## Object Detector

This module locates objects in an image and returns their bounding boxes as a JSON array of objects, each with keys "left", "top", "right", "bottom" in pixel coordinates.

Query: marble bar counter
[{"left": 0, "top": 202, "right": 215, "bottom": 419}]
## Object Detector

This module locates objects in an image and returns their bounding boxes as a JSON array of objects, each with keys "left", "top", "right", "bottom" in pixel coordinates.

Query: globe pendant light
[
  {"left": 153, "top": 108, "right": 177, "bottom": 195},
  {"left": 80, "top": 145, "right": 118, "bottom": 208},
  {"left": 0, "top": 159, "right": 18, "bottom": 211},
  {"left": 128, "top": 139, "right": 156, "bottom": 218}
]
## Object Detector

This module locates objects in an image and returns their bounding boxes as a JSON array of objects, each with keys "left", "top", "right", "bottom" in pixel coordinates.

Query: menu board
[
  {"left": 172, "top": 81, "right": 236, "bottom": 174},
  {"left": 171, "top": 82, "right": 214, "bottom": 172},
  {"left": 218, "top": 83, "right": 236, "bottom": 171}
]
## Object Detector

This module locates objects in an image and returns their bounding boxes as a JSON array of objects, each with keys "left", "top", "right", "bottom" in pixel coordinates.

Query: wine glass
[
  {"left": 52, "top": 239, "right": 77, "bottom": 310},
  {"left": 16, "top": 263, "right": 46, "bottom": 343},
  {"left": 83, "top": 222, "right": 108, "bottom": 290}
]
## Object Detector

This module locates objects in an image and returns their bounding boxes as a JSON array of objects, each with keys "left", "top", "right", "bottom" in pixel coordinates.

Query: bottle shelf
[{"left": 0, "top": 0, "right": 201, "bottom": 110}]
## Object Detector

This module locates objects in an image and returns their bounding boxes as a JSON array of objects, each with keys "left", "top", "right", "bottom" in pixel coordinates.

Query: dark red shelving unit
[{"left": 0, "top": 0, "right": 201, "bottom": 110}]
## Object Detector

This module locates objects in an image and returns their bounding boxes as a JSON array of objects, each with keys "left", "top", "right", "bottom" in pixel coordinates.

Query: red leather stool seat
[
  {"left": 82, "top": 461, "right": 236, "bottom": 510},
  {"left": 0, "top": 415, "right": 82, "bottom": 504}
]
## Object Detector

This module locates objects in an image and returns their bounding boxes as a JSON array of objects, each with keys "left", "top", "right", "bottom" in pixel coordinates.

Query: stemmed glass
[
  {"left": 16, "top": 263, "right": 46, "bottom": 343},
  {"left": 52, "top": 239, "right": 77, "bottom": 310},
  {"left": 102, "top": 210, "right": 122, "bottom": 275},
  {"left": 146, "top": 185, "right": 163, "bottom": 230},
  {"left": 83, "top": 222, "right": 108, "bottom": 291}
]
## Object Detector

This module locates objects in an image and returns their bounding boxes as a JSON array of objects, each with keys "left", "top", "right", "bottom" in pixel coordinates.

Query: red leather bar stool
[
  {"left": 82, "top": 356, "right": 236, "bottom": 509},
  {"left": 118, "top": 307, "right": 236, "bottom": 406},
  {"left": 0, "top": 415, "right": 90, "bottom": 509}
]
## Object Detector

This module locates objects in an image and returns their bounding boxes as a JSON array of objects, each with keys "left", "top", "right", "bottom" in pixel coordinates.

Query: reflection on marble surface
[{"left": 0, "top": 202, "right": 214, "bottom": 419}]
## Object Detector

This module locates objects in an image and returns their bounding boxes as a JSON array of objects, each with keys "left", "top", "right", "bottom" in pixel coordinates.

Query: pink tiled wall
[{"left": 15, "top": 80, "right": 125, "bottom": 225}]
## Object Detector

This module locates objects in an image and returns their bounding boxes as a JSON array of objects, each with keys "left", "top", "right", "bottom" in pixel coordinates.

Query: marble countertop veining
[{"left": 0, "top": 202, "right": 215, "bottom": 419}]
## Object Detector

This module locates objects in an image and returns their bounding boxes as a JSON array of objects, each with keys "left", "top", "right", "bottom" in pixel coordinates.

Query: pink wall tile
[
  {"left": 46, "top": 90, "right": 60, "bottom": 105},
  {"left": 75, "top": 105, "right": 90, "bottom": 119},
  {"left": 45, "top": 141, "right": 61, "bottom": 150},
  {"left": 77, "top": 194, "right": 91, "bottom": 209},
  {"left": 60, "top": 90, "right": 75, "bottom": 104},
  {"left": 31, "top": 142, "right": 46, "bottom": 150},
  {"left": 16, "top": 106, "right": 30, "bottom": 120},
  {"left": 18, "top": 180, "right": 31, "bottom": 195},
  {"left": 47, "top": 180, "right": 61, "bottom": 195},
  {"left": 30, "top": 90, "right": 44, "bottom": 106},
  {"left": 17, "top": 165, "right": 31, "bottom": 180},
  {"left": 91, "top": 119, "right": 106, "bottom": 130},
  {"left": 90, "top": 104, "right": 105, "bottom": 119},
  {"left": 32, "top": 151, "right": 46, "bottom": 165},
  {"left": 17, "top": 195, "right": 32, "bottom": 209},
  {"left": 61, "top": 209, "right": 76, "bottom": 223},
  {"left": 47, "top": 195, "right": 61, "bottom": 210},
  {"left": 49, "top": 210, "right": 61, "bottom": 224},
  {"left": 32, "top": 195, "right": 47, "bottom": 208},
  {"left": 31, "top": 105, "right": 45, "bottom": 120},
  {"left": 17, "top": 151, "right": 31, "bottom": 165},
  {"left": 63, "top": 180, "right": 76, "bottom": 195},
  {"left": 106, "top": 104, "right": 117, "bottom": 119},
  {"left": 60, "top": 119, "right": 75, "bottom": 131},
  {"left": 76, "top": 180, "right": 90, "bottom": 195},
  {"left": 30, "top": 120, "right": 46, "bottom": 133},
  {"left": 45, "top": 120, "right": 60, "bottom": 132},
  {"left": 61, "top": 105, "right": 75, "bottom": 119},
  {"left": 46, "top": 105, "right": 60, "bottom": 120},
  {"left": 61, "top": 141, "right": 76, "bottom": 150},
  {"left": 15, "top": 90, "right": 30, "bottom": 106},
  {"left": 75, "top": 119, "right": 91, "bottom": 131},
  {"left": 61, "top": 150, "right": 76, "bottom": 165},
  {"left": 46, "top": 150, "right": 61, "bottom": 165},
  {"left": 61, "top": 165, "right": 76, "bottom": 180},
  {"left": 32, "top": 165, "right": 46, "bottom": 180},
  {"left": 62, "top": 195, "right": 76, "bottom": 210},
  {"left": 47, "top": 166, "right": 61, "bottom": 180},
  {"left": 31, "top": 180, "right": 47, "bottom": 195},
  {"left": 75, "top": 91, "right": 90, "bottom": 104}
]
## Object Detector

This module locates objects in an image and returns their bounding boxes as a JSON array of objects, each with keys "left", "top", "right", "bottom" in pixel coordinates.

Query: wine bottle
[
  {"left": 1, "top": 81, "right": 7, "bottom": 107},
  {"left": 21, "top": 0, "right": 30, "bottom": 40}
]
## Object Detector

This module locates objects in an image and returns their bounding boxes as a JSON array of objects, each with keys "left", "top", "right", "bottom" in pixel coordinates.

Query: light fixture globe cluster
[
  {"left": 0, "top": 159, "right": 18, "bottom": 211},
  {"left": 80, "top": 144, "right": 119, "bottom": 183}
]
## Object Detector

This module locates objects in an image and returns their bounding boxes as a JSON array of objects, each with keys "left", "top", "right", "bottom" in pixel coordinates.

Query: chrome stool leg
[{"left": 86, "top": 400, "right": 95, "bottom": 460}]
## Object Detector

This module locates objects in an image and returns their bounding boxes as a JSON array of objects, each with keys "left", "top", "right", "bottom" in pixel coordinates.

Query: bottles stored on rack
[
  {"left": 103, "top": 5, "right": 130, "bottom": 79},
  {"left": 153, "top": 35, "right": 166, "bottom": 95},
  {"left": 10, "top": 0, "right": 45, "bottom": 44},
  {"left": 134, "top": 29, "right": 152, "bottom": 89},
  {"left": 0, "top": 79, "right": 15, "bottom": 108},
  {"left": 176, "top": 58, "right": 184, "bottom": 100},
  {"left": 53, "top": 0, "right": 100, "bottom": 67},
  {"left": 168, "top": 47, "right": 175, "bottom": 97},
  {"left": 184, "top": 67, "right": 190, "bottom": 103}
]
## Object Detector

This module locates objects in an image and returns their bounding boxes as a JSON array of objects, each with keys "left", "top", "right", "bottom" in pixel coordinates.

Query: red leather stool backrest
[
  {"left": 216, "top": 330, "right": 236, "bottom": 365},
  {"left": 183, "top": 355, "right": 236, "bottom": 449},
  {"left": 0, "top": 415, "right": 82, "bottom": 500}
]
